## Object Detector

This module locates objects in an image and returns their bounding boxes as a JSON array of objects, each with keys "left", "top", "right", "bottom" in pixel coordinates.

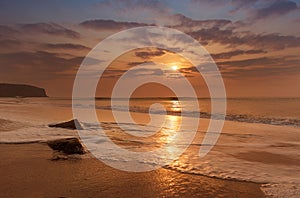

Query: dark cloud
[
  {"left": 79, "top": 19, "right": 148, "bottom": 30},
  {"left": 0, "top": 25, "right": 18, "bottom": 35},
  {"left": 127, "top": 61, "right": 151, "bottom": 66},
  {"left": 80, "top": 15, "right": 299, "bottom": 51},
  {"left": 20, "top": 23, "right": 80, "bottom": 38},
  {"left": 190, "top": 0, "right": 298, "bottom": 18},
  {"left": 0, "top": 39, "right": 21, "bottom": 48},
  {"left": 190, "top": 0, "right": 228, "bottom": 6},
  {"left": 210, "top": 49, "right": 266, "bottom": 59},
  {"left": 243, "top": 33, "right": 300, "bottom": 50},
  {"left": 166, "top": 15, "right": 238, "bottom": 46},
  {"left": 181, "top": 56, "right": 300, "bottom": 78},
  {"left": 189, "top": 0, "right": 258, "bottom": 14},
  {"left": 229, "top": 0, "right": 259, "bottom": 12},
  {"left": 188, "top": 27, "right": 237, "bottom": 46},
  {"left": 42, "top": 43, "right": 91, "bottom": 51},
  {"left": 135, "top": 49, "right": 166, "bottom": 59},
  {"left": 171, "top": 13, "right": 232, "bottom": 29},
  {"left": 0, "top": 51, "right": 83, "bottom": 76},
  {"left": 187, "top": 27, "right": 300, "bottom": 50},
  {"left": 101, "top": 67, "right": 164, "bottom": 79},
  {"left": 220, "top": 59, "right": 300, "bottom": 78},
  {"left": 94, "top": 0, "right": 169, "bottom": 19},
  {"left": 0, "top": 25, "right": 19, "bottom": 38},
  {"left": 101, "top": 69, "right": 126, "bottom": 78},
  {"left": 168, "top": 14, "right": 295, "bottom": 52},
  {"left": 255, "top": 0, "right": 298, "bottom": 19},
  {"left": 217, "top": 57, "right": 279, "bottom": 68},
  {"left": 217, "top": 56, "right": 300, "bottom": 77},
  {"left": 96, "top": 0, "right": 166, "bottom": 10}
]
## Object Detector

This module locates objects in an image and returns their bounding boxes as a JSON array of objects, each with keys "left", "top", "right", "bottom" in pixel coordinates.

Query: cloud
[
  {"left": 0, "top": 39, "right": 21, "bottom": 48},
  {"left": 0, "top": 25, "right": 19, "bottom": 38},
  {"left": 127, "top": 61, "right": 153, "bottom": 67},
  {"left": 210, "top": 49, "right": 266, "bottom": 59},
  {"left": 20, "top": 23, "right": 80, "bottom": 38},
  {"left": 243, "top": 33, "right": 300, "bottom": 50},
  {"left": 217, "top": 57, "right": 278, "bottom": 68},
  {"left": 79, "top": 19, "right": 148, "bottom": 30},
  {"left": 189, "top": 0, "right": 299, "bottom": 21},
  {"left": 221, "top": 62, "right": 300, "bottom": 78},
  {"left": 171, "top": 13, "right": 232, "bottom": 29},
  {"left": 217, "top": 56, "right": 300, "bottom": 78},
  {"left": 187, "top": 26, "right": 300, "bottom": 50},
  {"left": 79, "top": 15, "right": 299, "bottom": 51},
  {"left": 135, "top": 49, "right": 166, "bottom": 59},
  {"left": 188, "top": 26, "right": 237, "bottom": 46},
  {"left": 0, "top": 51, "right": 83, "bottom": 76},
  {"left": 42, "top": 43, "right": 91, "bottom": 51},
  {"left": 254, "top": 0, "right": 298, "bottom": 19},
  {"left": 180, "top": 56, "right": 300, "bottom": 78},
  {"left": 101, "top": 67, "right": 164, "bottom": 79},
  {"left": 0, "top": 23, "right": 81, "bottom": 42},
  {"left": 100, "top": 69, "right": 126, "bottom": 78},
  {"left": 93, "top": 0, "right": 170, "bottom": 23},
  {"left": 95, "top": 0, "right": 167, "bottom": 11},
  {"left": 229, "top": 0, "right": 259, "bottom": 12}
]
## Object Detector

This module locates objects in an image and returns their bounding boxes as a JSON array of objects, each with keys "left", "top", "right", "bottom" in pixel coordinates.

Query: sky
[{"left": 0, "top": 0, "right": 299, "bottom": 97}]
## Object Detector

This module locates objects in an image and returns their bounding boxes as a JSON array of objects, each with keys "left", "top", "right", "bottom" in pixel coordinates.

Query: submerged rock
[
  {"left": 47, "top": 138, "right": 86, "bottom": 155},
  {"left": 48, "top": 119, "right": 83, "bottom": 130}
]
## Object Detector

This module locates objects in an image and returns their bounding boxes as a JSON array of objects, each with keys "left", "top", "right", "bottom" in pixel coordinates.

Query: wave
[
  {"left": 1, "top": 116, "right": 299, "bottom": 197},
  {"left": 6, "top": 97, "right": 300, "bottom": 127},
  {"left": 75, "top": 104, "right": 300, "bottom": 127}
]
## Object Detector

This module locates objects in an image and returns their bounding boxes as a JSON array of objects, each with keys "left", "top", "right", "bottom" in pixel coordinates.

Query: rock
[
  {"left": 48, "top": 119, "right": 83, "bottom": 130},
  {"left": 0, "top": 83, "right": 47, "bottom": 97},
  {"left": 47, "top": 138, "right": 86, "bottom": 155}
]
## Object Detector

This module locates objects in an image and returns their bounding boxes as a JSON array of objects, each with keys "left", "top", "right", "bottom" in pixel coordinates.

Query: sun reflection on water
[
  {"left": 170, "top": 100, "right": 182, "bottom": 113},
  {"left": 159, "top": 106, "right": 183, "bottom": 159}
]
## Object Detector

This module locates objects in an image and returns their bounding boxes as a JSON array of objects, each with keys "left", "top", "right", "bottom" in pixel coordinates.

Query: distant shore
[{"left": 0, "top": 83, "right": 47, "bottom": 97}]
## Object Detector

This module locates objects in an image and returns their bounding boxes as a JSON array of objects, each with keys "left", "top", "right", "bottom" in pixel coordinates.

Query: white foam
[
  {"left": 0, "top": 125, "right": 77, "bottom": 143},
  {"left": 163, "top": 121, "right": 300, "bottom": 197},
  {"left": 261, "top": 184, "right": 300, "bottom": 198}
]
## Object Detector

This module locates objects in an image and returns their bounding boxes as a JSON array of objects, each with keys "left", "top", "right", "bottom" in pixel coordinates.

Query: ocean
[{"left": 0, "top": 97, "right": 299, "bottom": 197}]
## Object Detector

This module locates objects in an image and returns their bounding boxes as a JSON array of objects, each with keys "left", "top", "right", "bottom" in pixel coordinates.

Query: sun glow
[{"left": 171, "top": 65, "right": 178, "bottom": 71}]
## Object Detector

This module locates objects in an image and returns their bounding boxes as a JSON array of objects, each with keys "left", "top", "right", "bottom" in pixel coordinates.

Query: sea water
[{"left": 0, "top": 97, "right": 299, "bottom": 197}]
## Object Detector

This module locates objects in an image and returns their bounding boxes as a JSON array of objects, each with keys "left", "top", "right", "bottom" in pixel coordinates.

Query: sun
[{"left": 171, "top": 65, "right": 178, "bottom": 71}]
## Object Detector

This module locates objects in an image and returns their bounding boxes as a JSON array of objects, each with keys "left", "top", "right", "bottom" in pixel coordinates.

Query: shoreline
[
  {"left": 0, "top": 142, "right": 265, "bottom": 197},
  {"left": 0, "top": 141, "right": 268, "bottom": 185}
]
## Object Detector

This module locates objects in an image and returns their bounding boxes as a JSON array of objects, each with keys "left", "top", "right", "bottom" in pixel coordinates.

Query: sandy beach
[{"left": 0, "top": 143, "right": 265, "bottom": 198}]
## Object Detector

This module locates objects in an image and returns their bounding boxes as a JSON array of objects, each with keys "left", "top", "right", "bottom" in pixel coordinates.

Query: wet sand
[
  {"left": 234, "top": 151, "right": 300, "bottom": 166},
  {"left": 0, "top": 143, "right": 265, "bottom": 198}
]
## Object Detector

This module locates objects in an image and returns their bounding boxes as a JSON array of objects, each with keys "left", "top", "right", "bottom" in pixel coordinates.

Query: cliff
[{"left": 0, "top": 83, "right": 47, "bottom": 97}]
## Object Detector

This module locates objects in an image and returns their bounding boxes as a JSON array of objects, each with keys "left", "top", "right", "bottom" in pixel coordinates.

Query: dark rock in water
[
  {"left": 47, "top": 138, "right": 86, "bottom": 155},
  {"left": 0, "top": 83, "right": 47, "bottom": 97},
  {"left": 48, "top": 119, "right": 83, "bottom": 130}
]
